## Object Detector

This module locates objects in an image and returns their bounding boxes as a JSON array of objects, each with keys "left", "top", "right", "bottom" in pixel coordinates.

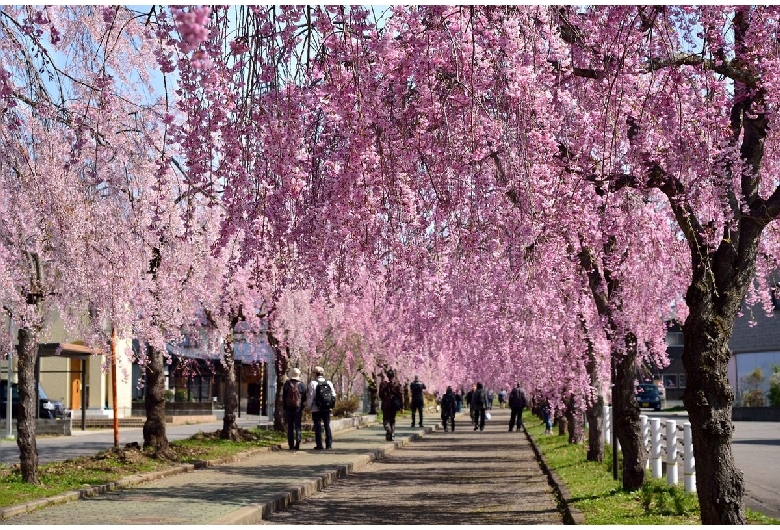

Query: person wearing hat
[
  {"left": 282, "top": 367, "right": 307, "bottom": 450},
  {"left": 305, "top": 366, "right": 336, "bottom": 450},
  {"left": 379, "top": 368, "right": 403, "bottom": 441}
]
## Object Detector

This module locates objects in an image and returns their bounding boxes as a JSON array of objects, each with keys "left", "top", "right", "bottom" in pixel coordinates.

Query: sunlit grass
[
  {"left": 0, "top": 426, "right": 287, "bottom": 509},
  {"left": 525, "top": 414, "right": 779, "bottom": 525}
]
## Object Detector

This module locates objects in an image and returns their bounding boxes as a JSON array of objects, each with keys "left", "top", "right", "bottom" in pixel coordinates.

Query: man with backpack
[
  {"left": 508, "top": 382, "right": 527, "bottom": 432},
  {"left": 409, "top": 375, "right": 426, "bottom": 428},
  {"left": 305, "top": 366, "right": 336, "bottom": 450},
  {"left": 282, "top": 367, "right": 307, "bottom": 451}
]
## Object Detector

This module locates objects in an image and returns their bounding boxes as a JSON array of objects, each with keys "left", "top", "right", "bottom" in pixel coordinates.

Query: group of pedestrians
[
  {"left": 283, "top": 367, "right": 530, "bottom": 449},
  {"left": 451, "top": 381, "right": 528, "bottom": 433},
  {"left": 281, "top": 366, "right": 337, "bottom": 451}
]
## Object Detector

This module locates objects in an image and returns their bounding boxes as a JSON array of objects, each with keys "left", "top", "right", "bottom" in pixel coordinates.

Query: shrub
[
  {"left": 741, "top": 390, "right": 766, "bottom": 407},
  {"left": 332, "top": 395, "right": 360, "bottom": 417},
  {"left": 175, "top": 388, "right": 189, "bottom": 402},
  {"left": 768, "top": 367, "right": 780, "bottom": 407},
  {"left": 740, "top": 368, "right": 766, "bottom": 407}
]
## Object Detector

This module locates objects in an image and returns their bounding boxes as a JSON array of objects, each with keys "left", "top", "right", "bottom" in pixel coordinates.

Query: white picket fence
[{"left": 604, "top": 406, "right": 696, "bottom": 493}]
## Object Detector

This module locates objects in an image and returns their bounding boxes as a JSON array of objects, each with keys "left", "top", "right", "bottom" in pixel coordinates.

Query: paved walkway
[{"left": 1, "top": 409, "right": 564, "bottom": 525}]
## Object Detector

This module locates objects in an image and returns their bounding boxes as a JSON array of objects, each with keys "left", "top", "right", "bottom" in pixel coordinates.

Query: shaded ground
[{"left": 261, "top": 411, "right": 563, "bottom": 525}]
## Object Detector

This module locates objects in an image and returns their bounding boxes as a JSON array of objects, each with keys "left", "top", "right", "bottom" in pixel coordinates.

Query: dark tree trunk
[
  {"left": 143, "top": 345, "right": 168, "bottom": 450},
  {"left": 681, "top": 233, "right": 756, "bottom": 524},
  {"left": 581, "top": 315, "right": 605, "bottom": 461},
  {"left": 368, "top": 374, "right": 378, "bottom": 414},
  {"left": 565, "top": 395, "right": 584, "bottom": 444},
  {"left": 586, "top": 395, "right": 605, "bottom": 462},
  {"left": 220, "top": 341, "right": 239, "bottom": 441},
  {"left": 683, "top": 311, "right": 745, "bottom": 523},
  {"left": 613, "top": 334, "right": 646, "bottom": 491},
  {"left": 16, "top": 326, "right": 39, "bottom": 484},
  {"left": 266, "top": 328, "right": 286, "bottom": 431}
]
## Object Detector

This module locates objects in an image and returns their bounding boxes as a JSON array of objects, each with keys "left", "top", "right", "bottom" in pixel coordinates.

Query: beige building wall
[{"left": 2, "top": 311, "right": 135, "bottom": 419}]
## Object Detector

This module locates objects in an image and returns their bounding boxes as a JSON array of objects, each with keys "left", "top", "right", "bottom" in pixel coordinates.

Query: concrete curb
[
  {"left": 207, "top": 425, "right": 437, "bottom": 525},
  {"left": 0, "top": 445, "right": 278, "bottom": 521},
  {"left": 0, "top": 414, "right": 380, "bottom": 522},
  {"left": 523, "top": 426, "right": 586, "bottom": 525}
]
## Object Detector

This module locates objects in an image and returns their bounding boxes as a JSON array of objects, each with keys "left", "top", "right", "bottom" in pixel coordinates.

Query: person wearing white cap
[{"left": 282, "top": 367, "right": 307, "bottom": 450}]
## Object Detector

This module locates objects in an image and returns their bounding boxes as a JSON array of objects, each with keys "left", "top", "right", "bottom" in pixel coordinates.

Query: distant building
[{"left": 657, "top": 296, "right": 780, "bottom": 405}]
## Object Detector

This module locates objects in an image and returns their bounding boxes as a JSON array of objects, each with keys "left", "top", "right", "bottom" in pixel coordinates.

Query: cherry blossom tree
[
  {"left": 0, "top": 5, "right": 179, "bottom": 479},
  {"left": 549, "top": 5, "right": 780, "bottom": 523}
]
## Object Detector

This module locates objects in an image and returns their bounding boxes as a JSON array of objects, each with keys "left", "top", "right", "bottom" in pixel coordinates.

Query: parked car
[
  {"left": 50, "top": 400, "right": 70, "bottom": 419},
  {"left": 635, "top": 383, "right": 663, "bottom": 411},
  {"left": 0, "top": 380, "right": 56, "bottom": 419}
]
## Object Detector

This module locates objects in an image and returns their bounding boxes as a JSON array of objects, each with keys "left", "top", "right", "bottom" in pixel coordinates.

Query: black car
[
  {"left": 635, "top": 383, "right": 663, "bottom": 411},
  {"left": 0, "top": 380, "right": 56, "bottom": 419},
  {"left": 50, "top": 400, "right": 70, "bottom": 419}
]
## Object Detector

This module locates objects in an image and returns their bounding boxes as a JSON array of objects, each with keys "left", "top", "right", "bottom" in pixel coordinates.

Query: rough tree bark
[
  {"left": 143, "top": 247, "right": 168, "bottom": 450},
  {"left": 266, "top": 328, "right": 286, "bottom": 431},
  {"left": 565, "top": 394, "right": 585, "bottom": 444},
  {"left": 143, "top": 345, "right": 168, "bottom": 449},
  {"left": 579, "top": 243, "right": 644, "bottom": 486},
  {"left": 580, "top": 314, "right": 605, "bottom": 461},
  {"left": 585, "top": 393, "right": 605, "bottom": 462},
  {"left": 16, "top": 326, "right": 40, "bottom": 484},
  {"left": 220, "top": 340, "right": 239, "bottom": 441},
  {"left": 612, "top": 333, "right": 646, "bottom": 490}
]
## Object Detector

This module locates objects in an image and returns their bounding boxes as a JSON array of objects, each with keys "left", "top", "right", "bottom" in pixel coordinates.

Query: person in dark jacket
[
  {"left": 508, "top": 382, "right": 527, "bottom": 432},
  {"left": 440, "top": 386, "right": 456, "bottom": 432},
  {"left": 465, "top": 383, "right": 476, "bottom": 424},
  {"left": 282, "top": 368, "right": 307, "bottom": 450},
  {"left": 410, "top": 375, "right": 426, "bottom": 427},
  {"left": 379, "top": 369, "right": 403, "bottom": 441},
  {"left": 471, "top": 382, "right": 488, "bottom": 431}
]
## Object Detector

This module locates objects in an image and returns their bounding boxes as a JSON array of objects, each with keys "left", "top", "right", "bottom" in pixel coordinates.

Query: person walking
[
  {"left": 305, "top": 366, "right": 336, "bottom": 450},
  {"left": 498, "top": 388, "right": 507, "bottom": 409},
  {"left": 454, "top": 391, "right": 462, "bottom": 413},
  {"left": 379, "top": 368, "right": 403, "bottom": 441},
  {"left": 440, "top": 386, "right": 456, "bottom": 432},
  {"left": 471, "top": 382, "right": 488, "bottom": 431},
  {"left": 508, "top": 382, "right": 527, "bottom": 432},
  {"left": 542, "top": 399, "right": 553, "bottom": 435},
  {"left": 465, "top": 383, "right": 476, "bottom": 425},
  {"left": 282, "top": 367, "right": 307, "bottom": 450},
  {"left": 410, "top": 375, "right": 426, "bottom": 427},
  {"left": 487, "top": 389, "right": 495, "bottom": 410}
]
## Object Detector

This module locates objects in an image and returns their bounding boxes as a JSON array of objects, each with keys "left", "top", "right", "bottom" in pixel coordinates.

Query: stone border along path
[{"left": 1, "top": 409, "right": 579, "bottom": 525}]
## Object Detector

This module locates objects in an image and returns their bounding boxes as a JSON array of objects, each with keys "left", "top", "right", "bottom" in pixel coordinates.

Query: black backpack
[{"left": 315, "top": 380, "right": 335, "bottom": 410}]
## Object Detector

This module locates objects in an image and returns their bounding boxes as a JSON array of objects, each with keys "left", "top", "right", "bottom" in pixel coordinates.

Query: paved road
[
  {"left": 0, "top": 415, "right": 268, "bottom": 466},
  {"left": 644, "top": 410, "right": 780, "bottom": 520},
  {"left": 1, "top": 409, "right": 563, "bottom": 525},
  {"left": 731, "top": 420, "right": 780, "bottom": 519}
]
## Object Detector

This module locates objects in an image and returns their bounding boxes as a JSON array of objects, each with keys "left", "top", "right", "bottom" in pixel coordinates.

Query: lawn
[{"left": 524, "top": 414, "right": 780, "bottom": 525}]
